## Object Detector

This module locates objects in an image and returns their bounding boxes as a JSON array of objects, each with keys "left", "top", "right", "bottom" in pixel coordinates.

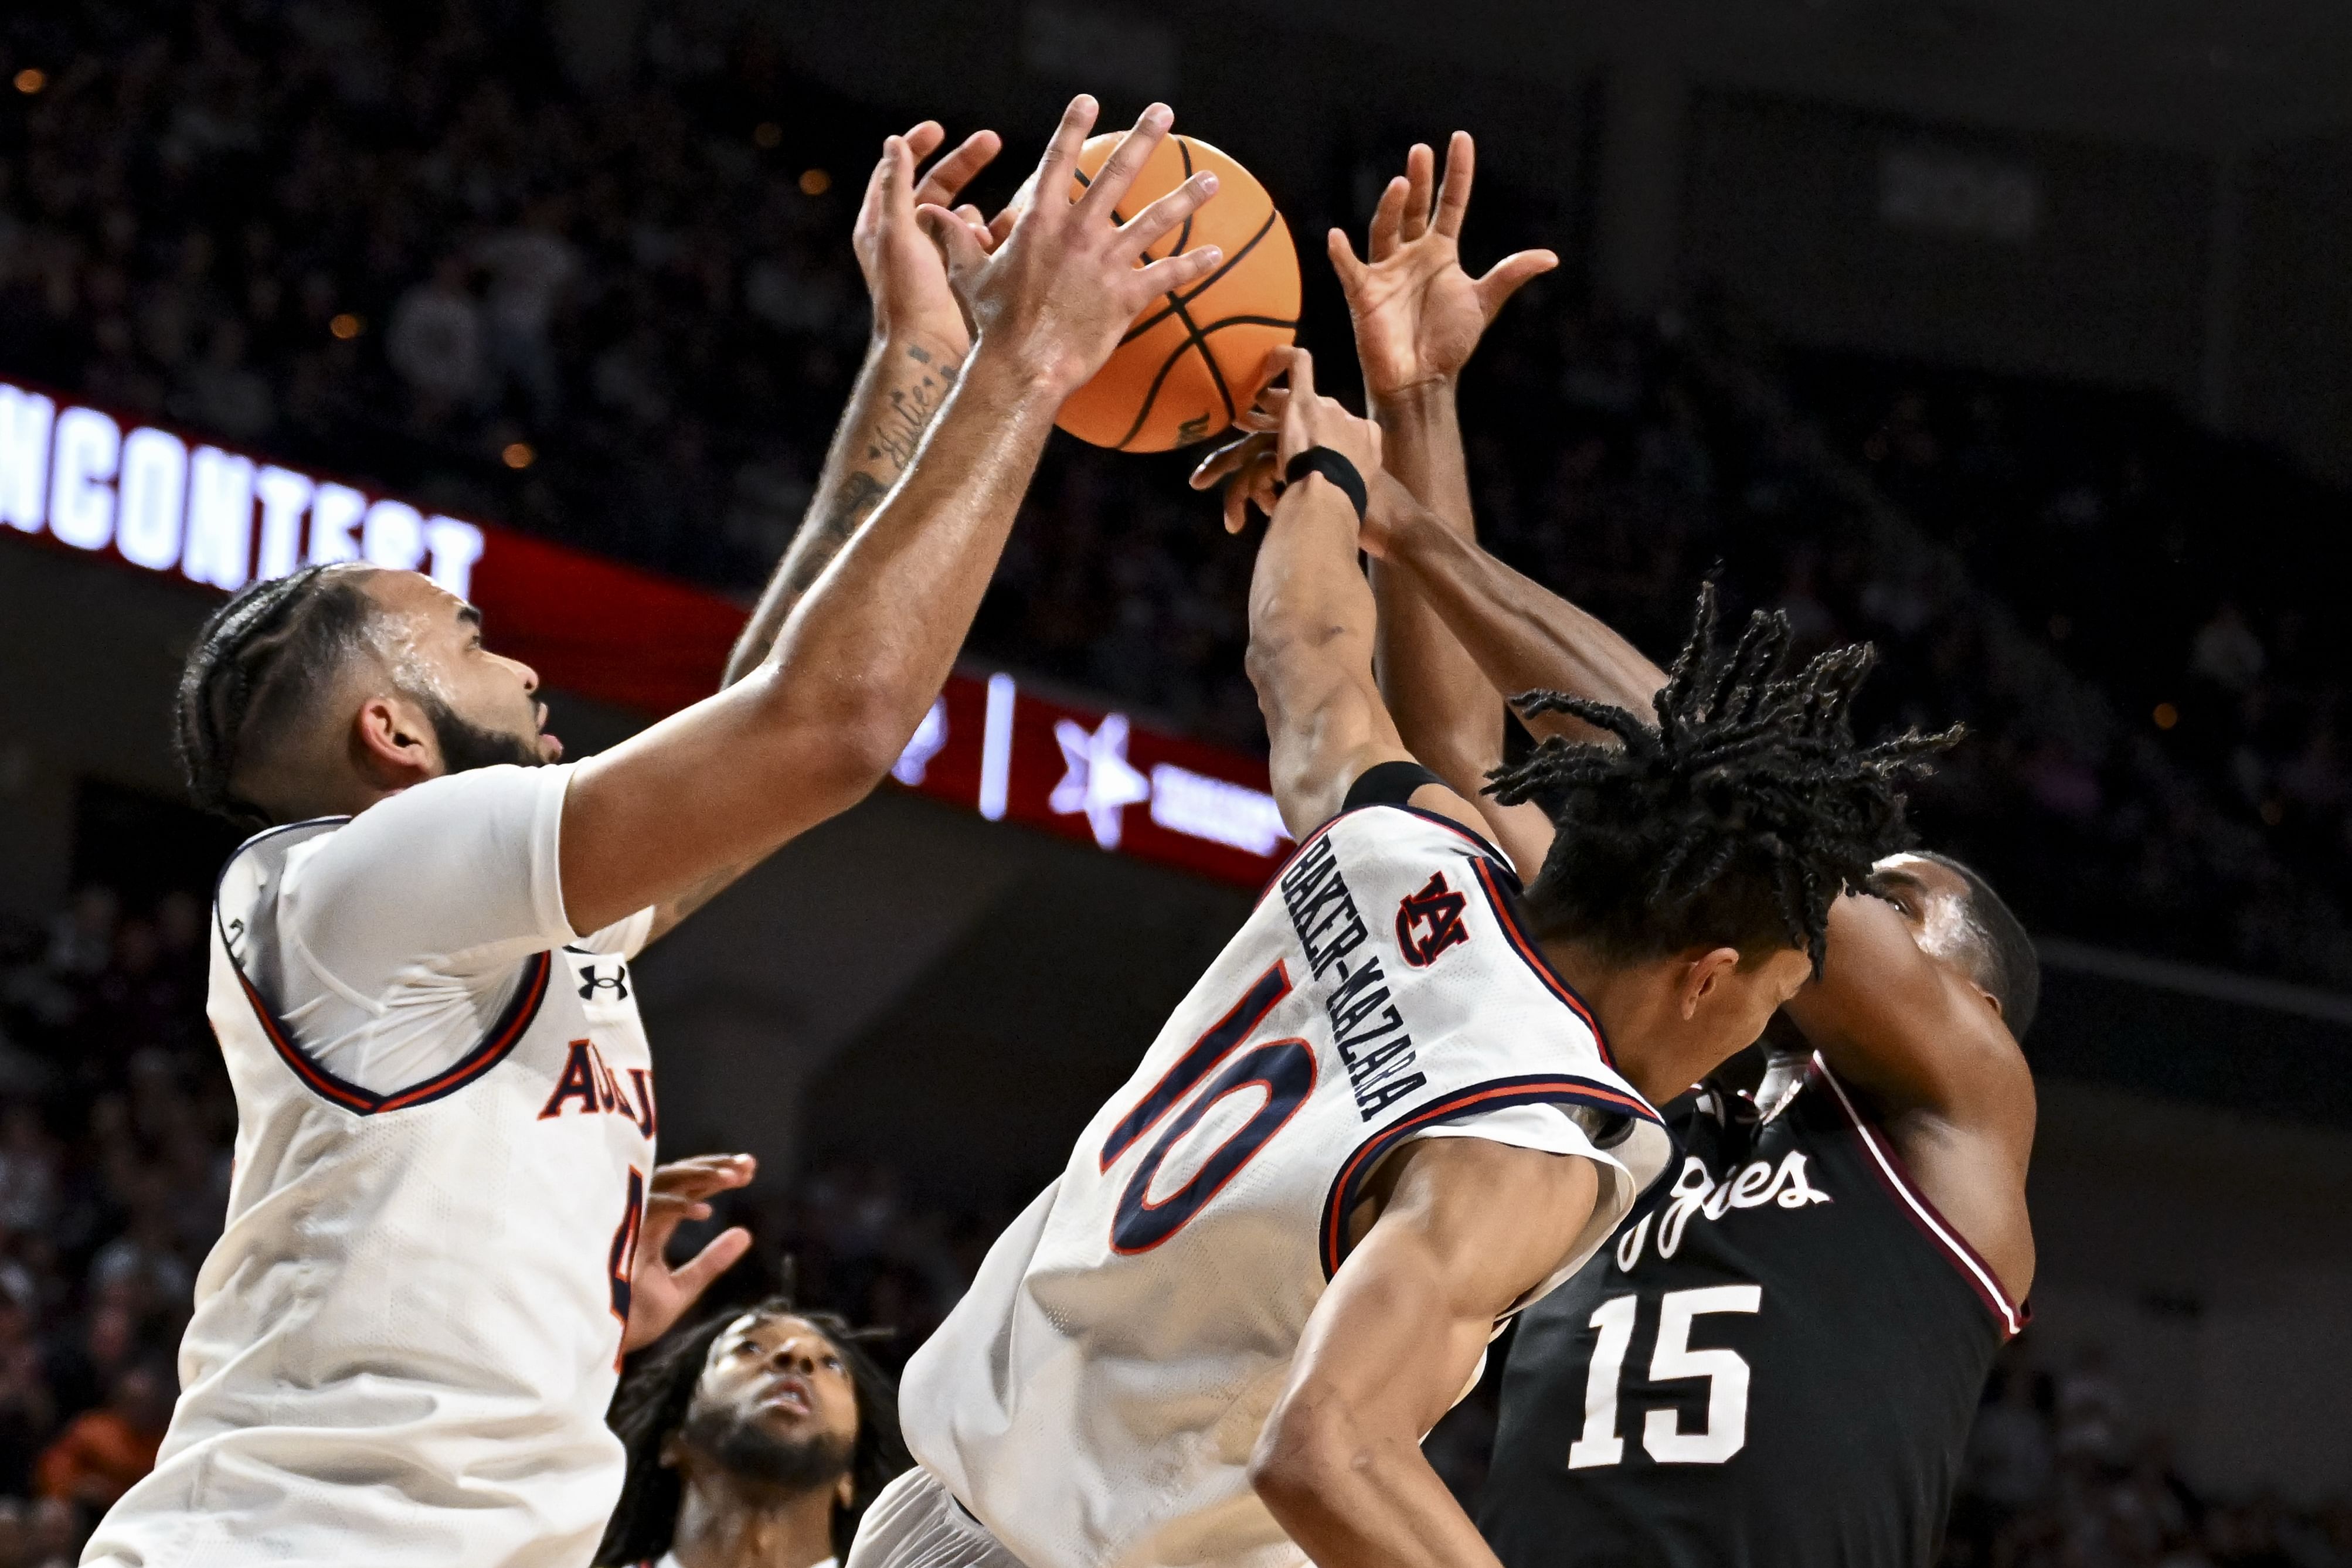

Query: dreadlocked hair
[
  {"left": 595, "top": 1291, "right": 910, "bottom": 1568},
  {"left": 174, "top": 564, "right": 382, "bottom": 829},
  {"left": 1485, "top": 581, "right": 1957, "bottom": 975}
]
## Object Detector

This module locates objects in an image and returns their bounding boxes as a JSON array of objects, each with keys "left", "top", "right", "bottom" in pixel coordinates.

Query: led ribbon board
[{"left": 1, "top": 376, "right": 1289, "bottom": 886}]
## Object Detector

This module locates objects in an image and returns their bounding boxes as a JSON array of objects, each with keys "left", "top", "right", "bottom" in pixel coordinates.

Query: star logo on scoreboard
[{"left": 1051, "top": 713, "right": 1153, "bottom": 849}]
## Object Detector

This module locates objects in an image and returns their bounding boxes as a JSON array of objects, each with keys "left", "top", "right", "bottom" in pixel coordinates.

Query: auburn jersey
[
  {"left": 899, "top": 804, "right": 1672, "bottom": 1568},
  {"left": 87, "top": 809, "right": 657, "bottom": 1568},
  {"left": 1481, "top": 1056, "right": 2023, "bottom": 1568}
]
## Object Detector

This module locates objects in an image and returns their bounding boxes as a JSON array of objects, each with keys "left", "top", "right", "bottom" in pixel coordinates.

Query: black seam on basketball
[
  {"left": 1112, "top": 335, "right": 1199, "bottom": 450},
  {"left": 1119, "top": 208, "right": 1280, "bottom": 346},
  {"left": 1107, "top": 314, "right": 1293, "bottom": 451},
  {"left": 1171, "top": 296, "right": 1237, "bottom": 424},
  {"left": 1174, "top": 139, "right": 1197, "bottom": 259}
]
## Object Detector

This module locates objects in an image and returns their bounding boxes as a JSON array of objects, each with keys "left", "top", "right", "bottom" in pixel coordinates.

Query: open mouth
[{"left": 759, "top": 1377, "right": 814, "bottom": 1417}]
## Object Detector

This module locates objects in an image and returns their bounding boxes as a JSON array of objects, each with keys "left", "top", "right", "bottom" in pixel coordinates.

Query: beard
[
  {"left": 421, "top": 694, "right": 545, "bottom": 774},
  {"left": 679, "top": 1403, "right": 856, "bottom": 1495}
]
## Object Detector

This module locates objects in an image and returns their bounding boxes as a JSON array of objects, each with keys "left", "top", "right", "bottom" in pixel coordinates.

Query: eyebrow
[{"left": 456, "top": 605, "right": 482, "bottom": 631}]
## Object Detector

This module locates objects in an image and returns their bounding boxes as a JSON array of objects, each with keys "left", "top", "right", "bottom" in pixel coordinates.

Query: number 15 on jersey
[{"left": 1567, "top": 1285, "right": 1762, "bottom": 1468}]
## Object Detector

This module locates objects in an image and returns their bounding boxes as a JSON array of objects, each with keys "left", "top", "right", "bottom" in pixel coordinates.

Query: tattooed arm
[
  {"left": 648, "top": 121, "right": 1001, "bottom": 944},
  {"left": 723, "top": 120, "right": 1003, "bottom": 685},
  {"left": 723, "top": 333, "right": 959, "bottom": 684}
]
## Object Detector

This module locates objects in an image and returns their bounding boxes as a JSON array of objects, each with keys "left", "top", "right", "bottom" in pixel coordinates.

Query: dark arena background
[{"left": 5, "top": 1, "right": 2352, "bottom": 1563}]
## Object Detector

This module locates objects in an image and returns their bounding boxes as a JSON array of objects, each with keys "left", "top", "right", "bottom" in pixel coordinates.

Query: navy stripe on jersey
[
  {"left": 1467, "top": 858, "right": 1617, "bottom": 1070},
  {"left": 1317, "top": 1074, "right": 1661, "bottom": 1279},
  {"left": 1811, "top": 1054, "right": 2028, "bottom": 1338},
  {"left": 234, "top": 951, "right": 553, "bottom": 1115}
]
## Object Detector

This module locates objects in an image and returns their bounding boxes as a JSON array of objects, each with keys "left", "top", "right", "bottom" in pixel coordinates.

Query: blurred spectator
[
  {"left": 32, "top": 1364, "right": 169, "bottom": 1510},
  {"left": 385, "top": 256, "right": 489, "bottom": 420},
  {"left": 2191, "top": 603, "right": 2267, "bottom": 696}
]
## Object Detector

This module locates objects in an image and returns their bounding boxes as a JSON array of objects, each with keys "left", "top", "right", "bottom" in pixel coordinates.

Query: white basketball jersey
[
  {"left": 86, "top": 818, "right": 658, "bottom": 1568},
  {"left": 899, "top": 805, "right": 1673, "bottom": 1568}
]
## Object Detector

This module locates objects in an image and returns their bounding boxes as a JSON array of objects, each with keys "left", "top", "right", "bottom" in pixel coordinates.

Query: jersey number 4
[
  {"left": 1100, "top": 961, "right": 1316, "bottom": 1255},
  {"left": 1566, "top": 1286, "right": 1761, "bottom": 1468}
]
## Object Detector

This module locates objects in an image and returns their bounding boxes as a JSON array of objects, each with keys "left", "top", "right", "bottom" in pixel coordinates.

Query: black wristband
[{"left": 1283, "top": 446, "right": 1368, "bottom": 523}]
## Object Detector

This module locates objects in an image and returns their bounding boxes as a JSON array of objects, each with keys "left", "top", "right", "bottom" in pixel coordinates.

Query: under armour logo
[
  {"left": 579, "top": 964, "right": 630, "bottom": 1001},
  {"left": 1394, "top": 872, "right": 1471, "bottom": 968}
]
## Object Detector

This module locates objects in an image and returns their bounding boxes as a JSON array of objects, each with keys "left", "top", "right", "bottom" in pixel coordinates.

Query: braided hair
[
  {"left": 174, "top": 565, "right": 383, "bottom": 829},
  {"left": 596, "top": 1295, "right": 909, "bottom": 1568},
  {"left": 1487, "top": 583, "right": 1956, "bottom": 974}
]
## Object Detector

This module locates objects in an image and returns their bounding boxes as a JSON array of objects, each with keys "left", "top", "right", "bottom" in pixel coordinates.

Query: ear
[
  {"left": 1678, "top": 947, "right": 1745, "bottom": 1021},
  {"left": 836, "top": 1472, "right": 855, "bottom": 1509},
  {"left": 658, "top": 1431, "right": 684, "bottom": 1471},
  {"left": 351, "top": 692, "right": 441, "bottom": 788}
]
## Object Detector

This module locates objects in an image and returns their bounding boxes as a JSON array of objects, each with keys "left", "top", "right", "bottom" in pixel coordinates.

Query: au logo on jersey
[
  {"left": 579, "top": 964, "right": 629, "bottom": 1001},
  {"left": 1394, "top": 873, "right": 1470, "bottom": 968}
]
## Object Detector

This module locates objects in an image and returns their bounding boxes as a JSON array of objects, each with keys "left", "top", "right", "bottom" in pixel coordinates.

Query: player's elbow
[
  {"left": 1248, "top": 1386, "right": 1363, "bottom": 1521},
  {"left": 741, "top": 671, "right": 915, "bottom": 812}
]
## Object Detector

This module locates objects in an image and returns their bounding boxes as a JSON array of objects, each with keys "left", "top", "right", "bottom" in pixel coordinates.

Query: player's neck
[{"left": 668, "top": 1468, "right": 839, "bottom": 1568}]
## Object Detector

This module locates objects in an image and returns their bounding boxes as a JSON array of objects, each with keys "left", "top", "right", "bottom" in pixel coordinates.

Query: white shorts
[{"left": 848, "top": 1466, "right": 1031, "bottom": 1568}]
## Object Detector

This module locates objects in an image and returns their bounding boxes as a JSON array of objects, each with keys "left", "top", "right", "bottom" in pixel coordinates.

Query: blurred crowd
[
  {"left": 1939, "top": 1345, "right": 2352, "bottom": 1568},
  {"left": 6, "top": 1, "right": 2348, "bottom": 984},
  {"left": 0, "top": 883, "right": 219, "bottom": 1566}
]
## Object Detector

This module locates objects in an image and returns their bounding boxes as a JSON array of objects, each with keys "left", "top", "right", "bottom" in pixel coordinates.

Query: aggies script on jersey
[{"left": 1480, "top": 1056, "right": 2023, "bottom": 1568}]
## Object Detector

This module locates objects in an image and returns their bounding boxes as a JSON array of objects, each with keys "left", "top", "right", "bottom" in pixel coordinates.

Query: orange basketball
[{"left": 1056, "top": 134, "right": 1299, "bottom": 452}]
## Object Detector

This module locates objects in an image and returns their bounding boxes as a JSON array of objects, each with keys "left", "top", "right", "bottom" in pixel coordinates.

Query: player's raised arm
[
  {"left": 560, "top": 97, "right": 1223, "bottom": 936},
  {"left": 1345, "top": 132, "right": 1555, "bottom": 866},
  {"left": 1242, "top": 347, "right": 1486, "bottom": 841},
  {"left": 723, "top": 121, "right": 1003, "bottom": 688},
  {"left": 635, "top": 121, "right": 999, "bottom": 944},
  {"left": 1369, "top": 499, "right": 2038, "bottom": 1297},
  {"left": 1250, "top": 1137, "right": 1599, "bottom": 1568}
]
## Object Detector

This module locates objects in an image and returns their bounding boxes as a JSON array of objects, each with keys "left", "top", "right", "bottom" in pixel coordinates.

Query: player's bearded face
[
  {"left": 680, "top": 1402, "right": 855, "bottom": 1492},
  {"left": 419, "top": 693, "right": 545, "bottom": 774}
]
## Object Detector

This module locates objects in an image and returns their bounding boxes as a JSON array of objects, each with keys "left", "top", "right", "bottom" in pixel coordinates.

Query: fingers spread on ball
[
  {"left": 1031, "top": 94, "right": 1100, "bottom": 208},
  {"left": 1131, "top": 243, "right": 1222, "bottom": 301},
  {"left": 1082, "top": 103, "right": 1175, "bottom": 217},
  {"left": 1120, "top": 170, "right": 1218, "bottom": 260}
]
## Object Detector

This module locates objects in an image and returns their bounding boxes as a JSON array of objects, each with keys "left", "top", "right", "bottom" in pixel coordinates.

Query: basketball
[{"left": 1055, "top": 133, "right": 1299, "bottom": 452}]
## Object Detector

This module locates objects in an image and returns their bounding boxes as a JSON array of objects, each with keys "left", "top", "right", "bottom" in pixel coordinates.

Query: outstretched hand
[
  {"left": 1190, "top": 348, "right": 1382, "bottom": 535},
  {"left": 854, "top": 120, "right": 1004, "bottom": 356},
  {"left": 919, "top": 96, "right": 1224, "bottom": 403},
  {"left": 621, "top": 1153, "right": 757, "bottom": 1354},
  {"left": 1330, "top": 131, "right": 1555, "bottom": 398}
]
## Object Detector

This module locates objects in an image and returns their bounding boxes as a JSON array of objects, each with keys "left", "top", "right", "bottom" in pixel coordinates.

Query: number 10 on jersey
[{"left": 1567, "top": 1286, "right": 1761, "bottom": 1468}]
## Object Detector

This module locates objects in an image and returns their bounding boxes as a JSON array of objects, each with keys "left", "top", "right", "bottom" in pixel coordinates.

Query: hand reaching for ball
[
  {"left": 853, "top": 120, "right": 1005, "bottom": 358},
  {"left": 920, "top": 97, "right": 1223, "bottom": 403},
  {"left": 1331, "top": 131, "right": 1556, "bottom": 399},
  {"left": 1191, "top": 347, "right": 1385, "bottom": 536}
]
